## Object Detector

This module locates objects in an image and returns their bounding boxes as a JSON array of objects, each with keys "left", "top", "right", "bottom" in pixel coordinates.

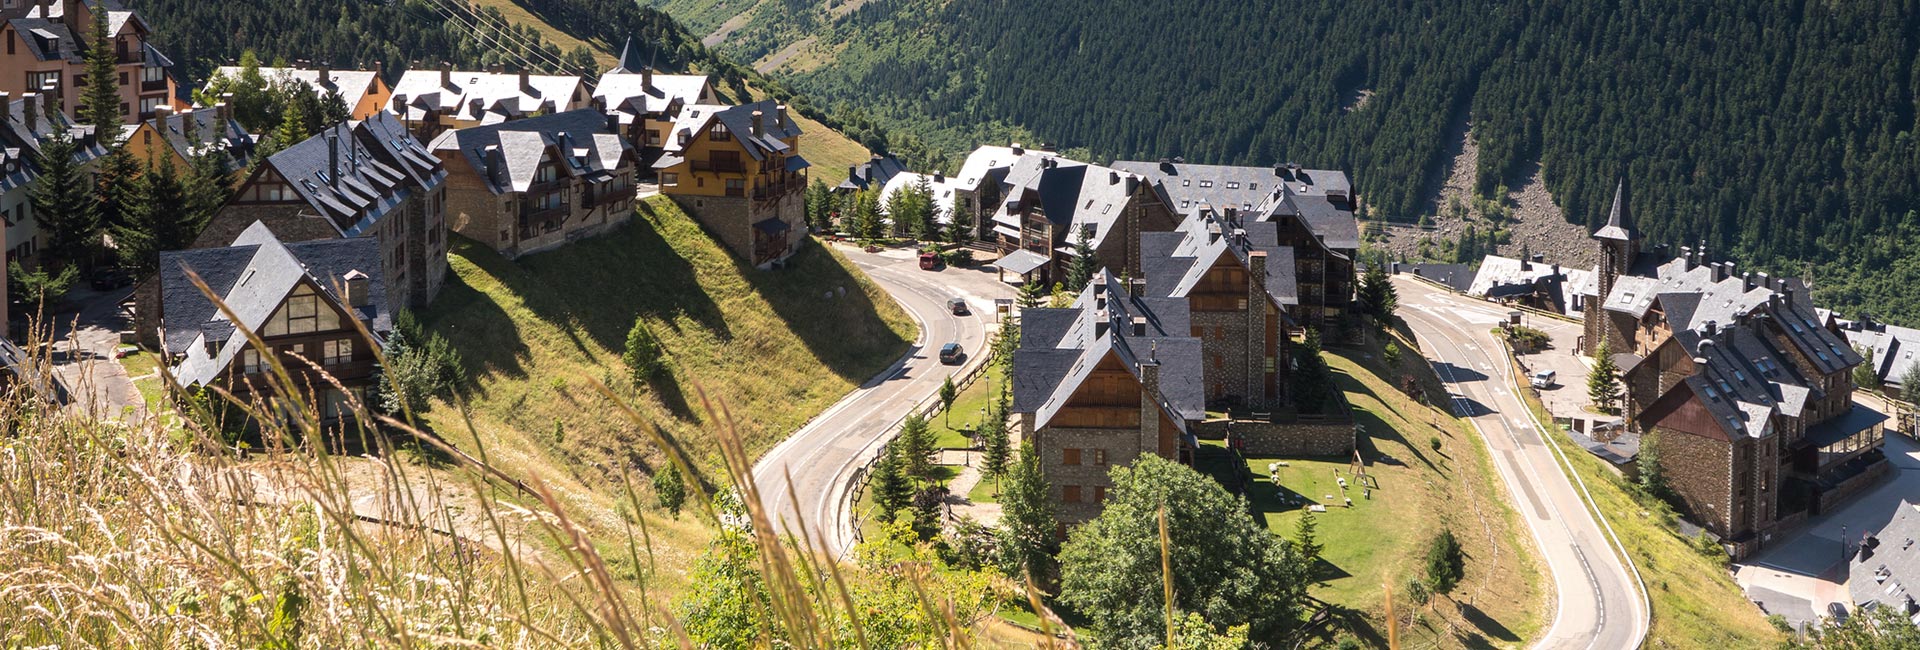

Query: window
[
  {"left": 1265, "top": 356, "right": 1276, "bottom": 373},
  {"left": 534, "top": 191, "right": 563, "bottom": 211},
  {"left": 1248, "top": 183, "right": 1258, "bottom": 191},
  {"left": 1092, "top": 449, "right": 1107, "bottom": 466},
  {"left": 323, "top": 339, "right": 352, "bottom": 366},
  {"left": 1198, "top": 180, "right": 1214, "bottom": 188},
  {"left": 240, "top": 348, "right": 264, "bottom": 374},
  {"left": 1062, "top": 448, "right": 1081, "bottom": 465},
  {"left": 27, "top": 71, "right": 58, "bottom": 93},
  {"left": 1062, "top": 485, "right": 1082, "bottom": 503},
  {"left": 1093, "top": 486, "right": 1107, "bottom": 503},
  {"left": 263, "top": 284, "right": 341, "bottom": 336},
  {"left": 281, "top": 343, "right": 306, "bottom": 361},
  {"left": 1226, "top": 181, "right": 1240, "bottom": 189},
  {"left": 725, "top": 178, "right": 744, "bottom": 195},
  {"left": 710, "top": 122, "right": 731, "bottom": 141},
  {"left": 1180, "top": 179, "right": 1190, "bottom": 187},
  {"left": 534, "top": 162, "right": 558, "bottom": 183},
  {"left": 117, "top": 72, "right": 127, "bottom": 86}
]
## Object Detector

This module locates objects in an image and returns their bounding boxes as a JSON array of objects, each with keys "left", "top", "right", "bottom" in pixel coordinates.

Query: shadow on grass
[
  {"left": 743, "top": 242, "right": 915, "bottom": 382},
  {"left": 1458, "top": 601, "right": 1521, "bottom": 646},
  {"left": 515, "top": 204, "right": 734, "bottom": 350},
  {"left": 418, "top": 239, "right": 537, "bottom": 382}
]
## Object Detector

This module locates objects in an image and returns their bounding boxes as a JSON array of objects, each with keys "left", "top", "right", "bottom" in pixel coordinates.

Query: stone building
[
  {"left": 430, "top": 109, "right": 636, "bottom": 259},
  {"left": 159, "top": 222, "right": 391, "bottom": 428},
  {"left": 1138, "top": 208, "right": 1296, "bottom": 411},
  {"left": 1115, "top": 159, "right": 1359, "bottom": 334},
  {"left": 1, "top": 0, "right": 182, "bottom": 123},
  {"left": 1590, "top": 179, "right": 1889, "bottom": 555},
  {"left": 986, "top": 154, "right": 1179, "bottom": 285},
  {"left": 592, "top": 39, "right": 714, "bottom": 167},
  {"left": 1012, "top": 271, "right": 1205, "bottom": 529},
  {"left": 654, "top": 100, "right": 808, "bottom": 268}
]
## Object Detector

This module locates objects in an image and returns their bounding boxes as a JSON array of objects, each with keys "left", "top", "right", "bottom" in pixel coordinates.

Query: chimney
[
  {"left": 1109, "top": 170, "right": 1120, "bottom": 185},
  {"left": 751, "top": 110, "right": 764, "bottom": 137},
  {"left": 392, "top": 92, "right": 408, "bottom": 117},
  {"left": 439, "top": 62, "right": 452, "bottom": 88},
  {"left": 642, "top": 65, "right": 653, "bottom": 91},
  {"left": 0, "top": 93, "right": 9, "bottom": 123},
  {"left": 317, "top": 62, "right": 332, "bottom": 88},
  {"left": 1131, "top": 315, "right": 1148, "bottom": 337},
  {"left": 342, "top": 270, "right": 371, "bottom": 308},
  {"left": 1703, "top": 320, "right": 1718, "bottom": 338},
  {"left": 61, "top": 0, "right": 77, "bottom": 31},
  {"left": 1011, "top": 142, "right": 1024, "bottom": 156},
  {"left": 40, "top": 88, "right": 56, "bottom": 118},
  {"left": 519, "top": 69, "right": 532, "bottom": 94},
  {"left": 847, "top": 166, "right": 858, "bottom": 183},
  {"left": 1679, "top": 246, "right": 1694, "bottom": 270},
  {"left": 1129, "top": 276, "right": 1148, "bottom": 298},
  {"left": 933, "top": 170, "right": 945, "bottom": 183},
  {"left": 151, "top": 103, "right": 171, "bottom": 120},
  {"left": 21, "top": 93, "right": 36, "bottom": 131},
  {"left": 775, "top": 104, "right": 788, "bottom": 129},
  {"left": 1249, "top": 249, "right": 1269, "bottom": 295},
  {"left": 605, "top": 113, "right": 621, "bottom": 137},
  {"left": 214, "top": 101, "right": 231, "bottom": 127},
  {"left": 1744, "top": 271, "right": 1756, "bottom": 291},
  {"left": 327, "top": 129, "right": 340, "bottom": 188}
]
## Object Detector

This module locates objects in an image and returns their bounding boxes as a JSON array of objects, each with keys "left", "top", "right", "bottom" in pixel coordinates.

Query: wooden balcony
[{"left": 692, "top": 158, "right": 746, "bottom": 173}]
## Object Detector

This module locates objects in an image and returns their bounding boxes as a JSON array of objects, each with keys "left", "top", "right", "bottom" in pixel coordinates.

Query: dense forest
[{"left": 675, "top": 0, "right": 1920, "bottom": 326}]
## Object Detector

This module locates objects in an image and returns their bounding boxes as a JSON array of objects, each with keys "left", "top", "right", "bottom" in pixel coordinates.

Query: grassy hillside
[
  {"left": 1243, "top": 341, "right": 1547, "bottom": 648},
  {"left": 416, "top": 196, "right": 913, "bottom": 585}
]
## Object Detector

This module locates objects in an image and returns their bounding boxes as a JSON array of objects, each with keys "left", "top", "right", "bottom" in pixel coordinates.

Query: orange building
[
  {"left": 1, "top": 0, "right": 182, "bottom": 123},
  {"left": 654, "top": 100, "right": 808, "bottom": 268},
  {"left": 121, "top": 102, "right": 255, "bottom": 181}
]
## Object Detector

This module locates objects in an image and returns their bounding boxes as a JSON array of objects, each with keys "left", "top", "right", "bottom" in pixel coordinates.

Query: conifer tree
[
  {"left": 1358, "top": 264, "right": 1398, "bottom": 322},
  {"left": 653, "top": 460, "right": 687, "bottom": 516},
  {"left": 1292, "top": 328, "right": 1336, "bottom": 414},
  {"left": 949, "top": 196, "right": 974, "bottom": 246},
  {"left": 94, "top": 147, "right": 140, "bottom": 231},
  {"left": 870, "top": 444, "right": 912, "bottom": 518},
  {"left": 29, "top": 130, "right": 99, "bottom": 268},
  {"left": 979, "top": 405, "right": 1011, "bottom": 493},
  {"left": 997, "top": 441, "right": 1057, "bottom": 583},
  {"left": 80, "top": 1, "right": 122, "bottom": 137},
  {"left": 114, "top": 157, "right": 192, "bottom": 275},
  {"left": 1017, "top": 278, "right": 1045, "bottom": 310},
  {"left": 898, "top": 413, "right": 936, "bottom": 482},
  {"left": 938, "top": 375, "right": 958, "bottom": 426},
  {"left": 1589, "top": 340, "right": 1622, "bottom": 415},
  {"left": 1065, "top": 226, "right": 1098, "bottom": 291}
]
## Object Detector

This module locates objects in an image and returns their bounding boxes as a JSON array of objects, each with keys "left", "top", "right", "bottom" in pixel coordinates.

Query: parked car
[
  {"left": 919, "top": 251, "right": 940, "bottom": 270},
  {"left": 947, "top": 298, "right": 969, "bottom": 315},
  {"left": 938, "top": 342, "right": 964, "bottom": 365},
  {"left": 1529, "top": 370, "right": 1557, "bottom": 389},
  {"left": 88, "top": 269, "right": 130, "bottom": 291}
]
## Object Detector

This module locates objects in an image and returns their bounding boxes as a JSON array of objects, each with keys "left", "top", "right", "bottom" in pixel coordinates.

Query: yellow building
[
  {"left": 121, "top": 101, "right": 255, "bottom": 181},
  {"left": 655, "top": 100, "right": 809, "bottom": 268}
]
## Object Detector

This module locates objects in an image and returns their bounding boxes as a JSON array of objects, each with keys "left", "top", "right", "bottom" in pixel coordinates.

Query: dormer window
[{"left": 711, "top": 122, "right": 731, "bottom": 141}]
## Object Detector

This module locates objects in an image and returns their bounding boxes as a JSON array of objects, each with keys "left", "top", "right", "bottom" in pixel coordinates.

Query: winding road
[
  {"left": 1395, "top": 276, "right": 1648, "bottom": 650},
  {"left": 752, "top": 244, "right": 1011, "bottom": 557}
]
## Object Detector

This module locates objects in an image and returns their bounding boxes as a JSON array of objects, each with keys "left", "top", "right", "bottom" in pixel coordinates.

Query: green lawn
[
  {"left": 117, "top": 350, "right": 166, "bottom": 410},
  {"left": 930, "top": 363, "right": 1006, "bottom": 450},
  {"left": 1242, "top": 337, "right": 1548, "bottom": 649},
  {"left": 966, "top": 472, "right": 1000, "bottom": 504},
  {"left": 1495, "top": 339, "right": 1784, "bottom": 648},
  {"left": 415, "top": 196, "right": 915, "bottom": 595}
]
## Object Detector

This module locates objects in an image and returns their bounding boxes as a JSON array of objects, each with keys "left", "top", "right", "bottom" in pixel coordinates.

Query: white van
[{"left": 1529, "top": 370, "right": 1557, "bottom": 389}]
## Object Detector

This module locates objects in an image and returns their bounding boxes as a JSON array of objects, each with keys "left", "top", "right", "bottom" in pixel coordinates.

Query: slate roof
[
  {"left": 994, "top": 249, "right": 1049, "bottom": 276},
  {"left": 988, "top": 156, "right": 1142, "bottom": 254},
  {"left": 593, "top": 70, "right": 712, "bottom": 125},
  {"left": 1139, "top": 209, "right": 1298, "bottom": 309},
  {"left": 653, "top": 100, "right": 802, "bottom": 166},
  {"left": 1850, "top": 500, "right": 1920, "bottom": 614},
  {"left": 141, "top": 107, "right": 255, "bottom": 174},
  {"left": 1594, "top": 179, "right": 1635, "bottom": 241},
  {"left": 1262, "top": 190, "right": 1361, "bottom": 251},
  {"left": 211, "top": 67, "right": 382, "bottom": 113},
  {"left": 0, "top": 94, "right": 108, "bottom": 195},
  {"left": 1012, "top": 271, "right": 1204, "bottom": 431},
  {"left": 12, "top": 1, "right": 157, "bottom": 65},
  {"left": 1396, "top": 262, "right": 1475, "bottom": 292},
  {"left": 954, "top": 145, "right": 1057, "bottom": 192},
  {"left": 264, "top": 111, "right": 444, "bottom": 236},
  {"left": 836, "top": 155, "right": 907, "bottom": 192},
  {"left": 161, "top": 222, "right": 391, "bottom": 386},
  {"left": 389, "top": 69, "right": 585, "bottom": 123},
  {"left": 428, "top": 108, "right": 630, "bottom": 195},
  {"left": 1112, "top": 159, "right": 1351, "bottom": 214},
  {"left": 1468, "top": 254, "right": 1595, "bottom": 314},
  {"left": 1835, "top": 318, "right": 1920, "bottom": 389}
]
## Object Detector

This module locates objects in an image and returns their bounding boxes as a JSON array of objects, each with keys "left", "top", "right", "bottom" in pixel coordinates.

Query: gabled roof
[
  {"left": 876, "top": 170, "right": 963, "bottom": 225},
  {"left": 389, "top": 70, "right": 584, "bottom": 123},
  {"left": 211, "top": 67, "right": 383, "bottom": 113},
  {"left": 594, "top": 70, "right": 713, "bottom": 124},
  {"left": 1261, "top": 190, "right": 1361, "bottom": 251},
  {"left": 990, "top": 156, "right": 1143, "bottom": 253},
  {"left": 141, "top": 108, "right": 255, "bottom": 173},
  {"left": 1837, "top": 318, "right": 1920, "bottom": 387},
  {"left": 1849, "top": 500, "right": 1920, "bottom": 609},
  {"left": 837, "top": 155, "right": 907, "bottom": 192},
  {"left": 428, "top": 108, "right": 630, "bottom": 195},
  {"left": 0, "top": 95, "right": 108, "bottom": 194},
  {"left": 160, "top": 222, "right": 391, "bottom": 386},
  {"left": 1112, "top": 159, "right": 1351, "bottom": 216},
  {"left": 1012, "top": 271, "right": 1204, "bottom": 431},
  {"left": 954, "top": 145, "right": 1057, "bottom": 192},
  {"left": 710, "top": 100, "right": 800, "bottom": 162},
  {"left": 263, "top": 112, "right": 444, "bottom": 236},
  {"left": 1140, "top": 211, "right": 1298, "bottom": 309}
]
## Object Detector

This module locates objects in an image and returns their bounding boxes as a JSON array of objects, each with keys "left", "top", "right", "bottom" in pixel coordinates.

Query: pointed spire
[
  {"left": 1594, "top": 175, "right": 1636, "bottom": 241},
  {"left": 610, "top": 35, "right": 640, "bottom": 74}
]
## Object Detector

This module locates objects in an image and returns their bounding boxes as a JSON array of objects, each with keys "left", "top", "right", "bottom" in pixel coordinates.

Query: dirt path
[{"left": 702, "top": 1, "right": 762, "bottom": 48}]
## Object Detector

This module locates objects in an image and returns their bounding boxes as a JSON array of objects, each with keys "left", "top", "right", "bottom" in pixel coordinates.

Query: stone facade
[
  {"left": 1652, "top": 425, "right": 1737, "bottom": 536},
  {"left": 1019, "top": 360, "right": 1172, "bottom": 528},
  {"left": 1235, "top": 420, "right": 1355, "bottom": 457}
]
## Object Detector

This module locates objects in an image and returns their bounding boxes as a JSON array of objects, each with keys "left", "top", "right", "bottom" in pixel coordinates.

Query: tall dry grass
[{"left": 0, "top": 279, "right": 1056, "bottom": 648}]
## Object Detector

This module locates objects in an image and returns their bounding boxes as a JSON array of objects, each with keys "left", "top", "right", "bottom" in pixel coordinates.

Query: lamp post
[{"left": 1841, "top": 524, "right": 1849, "bottom": 564}]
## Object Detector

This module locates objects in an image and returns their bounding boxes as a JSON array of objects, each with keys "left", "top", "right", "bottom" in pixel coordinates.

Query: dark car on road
[
  {"left": 947, "top": 298, "right": 969, "bottom": 315},
  {"left": 939, "top": 342, "right": 964, "bottom": 365}
]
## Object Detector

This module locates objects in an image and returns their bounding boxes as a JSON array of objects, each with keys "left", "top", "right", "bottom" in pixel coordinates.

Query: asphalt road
[
  {"left": 1395, "top": 277, "right": 1649, "bottom": 650},
  {"left": 751, "top": 244, "right": 1012, "bottom": 557}
]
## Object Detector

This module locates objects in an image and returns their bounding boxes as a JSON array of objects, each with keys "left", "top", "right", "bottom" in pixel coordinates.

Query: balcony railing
[
  {"left": 141, "top": 79, "right": 168, "bottom": 92},
  {"left": 752, "top": 180, "right": 801, "bottom": 202},
  {"left": 692, "top": 158, "right": 745, "bottom": 173}
]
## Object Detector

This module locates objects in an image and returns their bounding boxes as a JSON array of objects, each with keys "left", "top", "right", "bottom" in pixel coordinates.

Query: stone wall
[
  {"left": 670, "top": 194, "right": 752, "bottom": 264},
  {"left": 1037, "top": 426, "right": 1153, "bottom": 525},
  {"left": 1817, "top": 459, "right": 1891, "bottom": 514},
  {"left": 1655, "top": 426, "right": 1735, "bottom": 538},
  {"left": 1236, "top": 420, "right": 1355, "bottom": 456}
]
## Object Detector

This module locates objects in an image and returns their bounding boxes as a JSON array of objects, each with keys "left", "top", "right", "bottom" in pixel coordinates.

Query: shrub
[
  {"left": 623, "top": 317, "right": 664, "bottom": 381},
  {"left": 943, "top": 248, "right": 974, "bottom": 267},
  {"left": 654, "top": 460, "right": 687, "bottom": 516}
]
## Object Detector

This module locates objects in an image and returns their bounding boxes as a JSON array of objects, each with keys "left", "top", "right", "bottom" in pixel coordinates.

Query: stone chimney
[
  {"left": 750, "top": 110, "right": 764, "bottom": 138},
  {"left": 317, "top": 62, "right": 332, "bottom": 88},
  {"left": 933, "top": 170, "right": 945, "bottom": 183},
  {"left": 642, "top": 65, "right": 653, "bottom": 91},
  {"left": 342, "top": 270, "right": 371, "bottom": 307},
  {"left": 219, "top": 93, "right": 234, "bottom": 121},
  {"left": 327, "top": 129, "right": 340, "bottom": 188},
  {"left": 519, "top": 69, "right": 532, "bottom": 94},
  {"left": 1136, "top": 343, "right": 1163, "bottom": 456},
  {"left": 1109, "top": 170, "right": 1120, "bottom": 185},
  {"left": 0, "top": 93, "right": 10, "bottom": 124},
  {"left": 151, "top": 103, "right": 172, "bottom": 120},
  {"left": 215, "top": 101, "right": 231, "bottom": 127},
  {"left": 21, "top": 93, "right": 37, "bottom": 131},
  {"left": 439, "top": 62, "right": 452, "bottom": 88},
  {"left": 40, "top": 88, "right": 57, "bottom": 118},
  {"left": 1010, "top": 142, "right": 1024, "bottom": 156},
  {"left": 775, "top": 104, "right": 788, "bottom": 130},
  {"left": 392, "top": 92, "right": 408, "bottom": 118},
  {"left": 847, "top": 166, "right": 858, "bottom": 184}
]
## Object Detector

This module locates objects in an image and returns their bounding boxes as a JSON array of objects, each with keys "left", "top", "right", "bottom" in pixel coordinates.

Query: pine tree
[
  {"left": 653, "top": 460, "right": 687, "bottom": 516},
  {"left": 997, "top": 441, "right": 1057, "bottom": 584},
  {"left": 851, "top": 189, "right": 884, "bottom": 240},
  {"left": 1588, "top": 340, "right": 1621, "bottom": 415},
  {"left": 79, "top": 0, "right": 122, "bottom": 136},
  {"left": 94, "top": 147, "right": 140, "bottom": 231},
  {"left": 1636, "top": 430, "right": 1667, "bottom": 499},
  {"left": 1852, "top": 345, "right": 1879, "bottom": 391},
  {"left": 1423, "top": 528, "right": 1464, "bottom": 597},
  {"left": 261, "top": 94, "right": 311, "bottom": 158},
  {"left": 1017, "top": 278, "right": 1045, "bottom": 310},
  {"left": 623, "top": 317, "right": 664, "bottom": 381},
  {"left": 979, "top": 405, "right": 1011, "bottom": 493},
  {"left": 183, "top": 149, "right": 233, "bottom": 232},
  {"left": 1065, "top": 226, "right": 1098, "bottom": 291},
  {"left": 29, "top": 130, "right": 100, "bottom": 268},
  {"left": 1358, "top": 264, "right": 1397, "bottom": 322},
  {"left": 870, "top": 444, "right": 912, "bottom": 518},
  {"left": 898, "top": 413, "right": 936, "bottom": 482},
  {"left": 949, "top": 196, "right": 974, "bottom": 246},
  {"left": 1292, "top": 328, "right": 1336, "bottom": 415},
  {"left": 114, "top": 157, "right": 192, "bottom": 275},
  {"left": 804, "top": 179, "right": 833, "bottom": 231}
]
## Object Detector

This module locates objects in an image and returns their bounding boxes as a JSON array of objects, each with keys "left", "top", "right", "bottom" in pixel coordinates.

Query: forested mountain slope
[{"left": 684, "top": 0, "right": 1920, "bottom": 325}]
